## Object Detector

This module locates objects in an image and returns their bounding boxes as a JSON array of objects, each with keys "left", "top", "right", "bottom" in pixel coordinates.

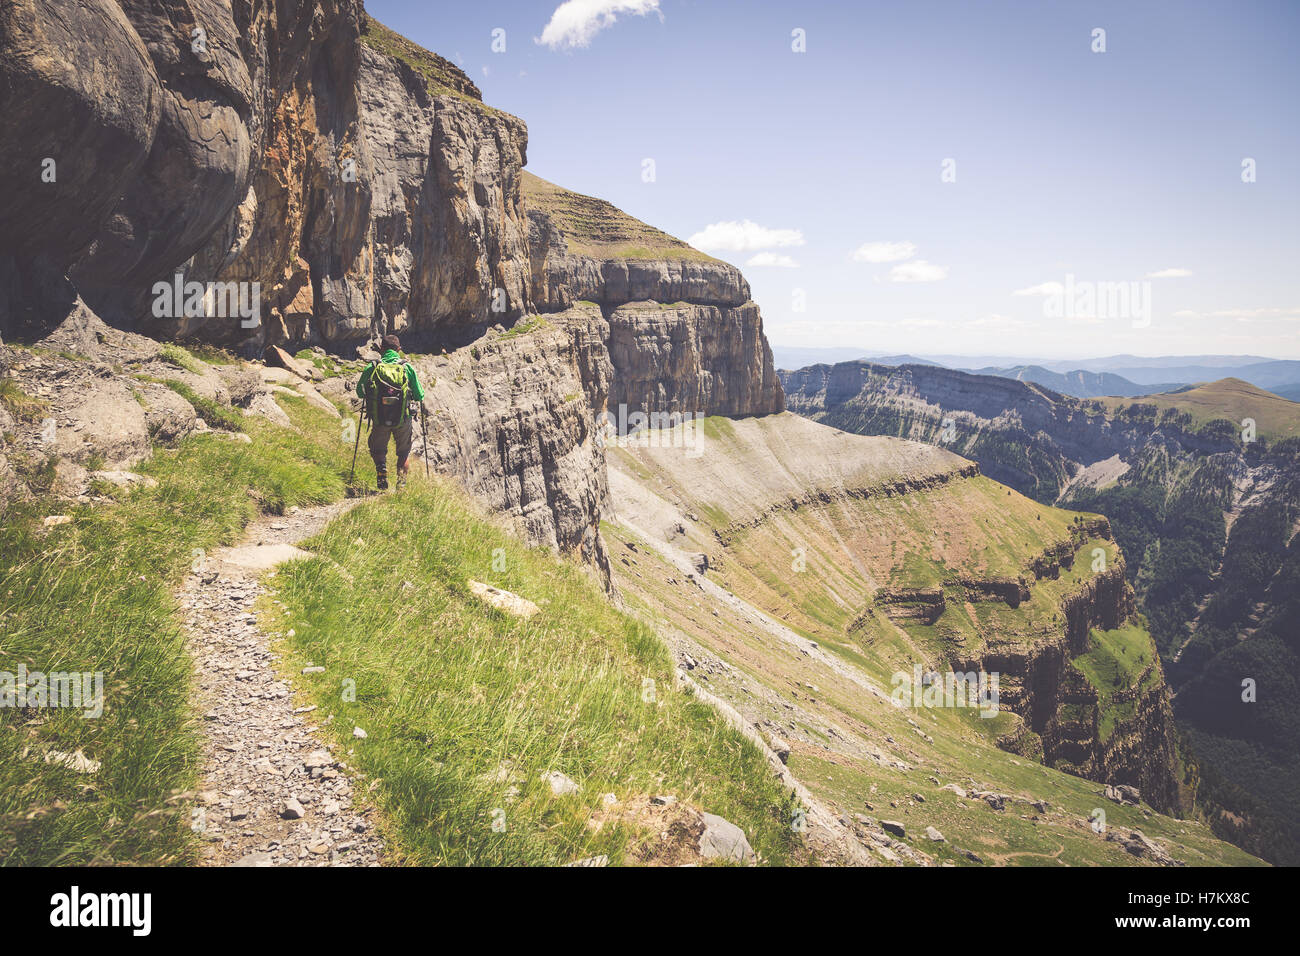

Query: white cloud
[
  {"left": 965, "top": 313, "right": 1027, "bottom": 330},
  {"left": 852, "top": 240, "right": 917, "bottom": 264},
  {"left": 1173, "top": 306, "right": 1300, "bottom": 322},
  {"left": 1013, "top": 281, "right": 1065, "bottom": 296},
  {"left": 745, "top": 252, "right": 800, "bottom": 268},
  {"left": 687, "top": 219, "right": 805, "bottom": 252},
  {"left": 537, "top": 0, "right": 661, "bottom": 50},
  {"left": 889, "top": 260, "right": 948, "bottom": 283},
  {"left": 1145, "top": 267, "right": 1193, "bottom": 278}
]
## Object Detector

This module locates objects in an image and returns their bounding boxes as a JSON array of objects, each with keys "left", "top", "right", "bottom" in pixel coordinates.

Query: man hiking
[{"left": 356, "top": 334, "right": 426, "bottom": 491}]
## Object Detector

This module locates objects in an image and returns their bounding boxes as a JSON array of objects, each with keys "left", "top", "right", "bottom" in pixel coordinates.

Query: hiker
[{"left": 356, "top": 334, "right": 426, "bottom": 490}]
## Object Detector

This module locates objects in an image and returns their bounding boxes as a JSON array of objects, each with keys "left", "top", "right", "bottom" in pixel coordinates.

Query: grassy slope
[
  {"left": 602, "top": 415, "right": 1261, "bottom": 865},
  {"left": 1100, "top": 378, "right": 1300, "bottom": 441},
  {"left": 359, "top": 14, "right": 484, "bottom": 102},
  {"left": 603, "top": 518, "right": 1260, "bottom": 866},
  {"left": 522, "top": 170, "right": 723, "bottom": 263},
  {"left": 261, "top": 483, "right": 802, "bottom": 865},
  {"left": 0, "top": 388, "right": 364, "bottom": 864}
]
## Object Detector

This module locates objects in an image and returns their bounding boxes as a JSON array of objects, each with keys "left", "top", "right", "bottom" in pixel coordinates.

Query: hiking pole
[
  {"left": 348, "top": 404, "right": 364, "bottom": 485},
  {"left": 420, "top": 401, "right": 431, "bottom": 478}
]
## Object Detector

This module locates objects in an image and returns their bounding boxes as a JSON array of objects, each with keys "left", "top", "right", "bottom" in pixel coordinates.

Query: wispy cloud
[
  {"left": 1173, "top": 306, "right": 1300, "bottom": 322},
  {"left": 1013, "top": 281, "right": 1065, "bottom": 296},
  {"left": 890, "top": 260, "right": 948, "bottom": 283},
  {"left": 745, "top": 252, "right": 800, "bottom": 268},
  {"left": 1145, "top": 267, "right": 1193, "bottom": 278},
  {"left": 688, "top": 220, "right": 804, "bottom": 252},
  {"left": 852, "top": 240, "right": 916, "bottom": 264},
  {"left": 537, "top": 0, "right": 661, "bottom": 50},
  {"left": 965, "top": 313, "right": 1027, "bottom": 330}
]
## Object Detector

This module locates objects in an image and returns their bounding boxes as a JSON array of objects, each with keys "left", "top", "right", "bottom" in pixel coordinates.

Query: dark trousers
[{"left": 368, "top": 418, "right": 413, "bottom": 475}]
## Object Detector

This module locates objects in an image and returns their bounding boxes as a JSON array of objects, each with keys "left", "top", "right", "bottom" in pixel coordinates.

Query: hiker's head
[{"left": 381, "top": 334, "right": 402, "bottom": 354}]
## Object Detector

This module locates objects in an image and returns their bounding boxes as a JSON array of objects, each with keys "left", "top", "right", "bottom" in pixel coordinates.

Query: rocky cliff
[
  {"left": 960, "top": 555, "right": 1180, "bottom": 813},
  {"left": 780, "top": 361, "right": 1243, "bottom": 501},
  {"left": 0, "top": 3, "right": 782, "bottom": 565},
  {"left": 602, "top": 412, "right": 1184, "bottom": 816},
  {"left": 523, "top": 171, "right": 783, "bottom": 419}
]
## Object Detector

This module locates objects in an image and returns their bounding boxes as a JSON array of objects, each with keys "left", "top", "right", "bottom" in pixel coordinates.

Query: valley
[
  {"left": 0, "top": 0, "right": 1279, "bottom": 872},
  {"left": 780, "top": 357, "right": 1300, "bottom": 863}
]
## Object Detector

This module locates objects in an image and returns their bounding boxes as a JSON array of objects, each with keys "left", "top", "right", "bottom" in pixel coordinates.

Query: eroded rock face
[
  {"left": 0, "top": 6, "right": 783, "bottom": 568},
  {"left": 530, "top": 243, "right": 752, "bottom": 312},
  {"left": 957, "top": 558, "right": 1180, "bottom": 814},
  {"left": 409, "top": 316, "right": 612, "bottom": 579},
  {"left": 359, "top": 47, "right": 532, "bottom": 341},
  {"left": 780, "top": 361, "right": 1243, "bottom": 502},
  {"left": 0, "top": 0, "right": 162, "bottom": 263},
  {"left": 605, "top": 302, "right": 783, "bottom": 418}
]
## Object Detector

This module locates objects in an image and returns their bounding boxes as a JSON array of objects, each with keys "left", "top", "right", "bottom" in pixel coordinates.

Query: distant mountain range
[
  {"left": 963, "top": 365, "right": 1179, "bottom": 398},
  {"left": 770, "top": 346, "right": 1300, "bottom": 402}
]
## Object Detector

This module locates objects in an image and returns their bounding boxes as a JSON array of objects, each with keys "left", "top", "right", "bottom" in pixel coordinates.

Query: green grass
[
  {"left": 0, "top": 395, "right": 362, "bottom": 865},
  {"left": 360, "top": 14, "right": 487, "bottom": 106},
  {"left": 0, "top": 378, "right": 48, "bottom": 423},
  {"left": 499, "top": 317, "right": 547, "bottom": 339},
  {"left": 157, "top": 343, "right": 206, "bottom": 376},
  {"left": 522, "top": 171, "right": 725, "bottom": 264},
  {"left": 163, "top": 380, "right": 244, "bottom": 432},
  {"left": 1072, "top": 624, "right": 1161, "bottom": 740},
  {"left": 294, "top": 349, "right": 349, "bottom": 379},
  {"left": 264, "top": 482, "right": 803, "bottom": 866},
  {"left": 181, "top": 343, "right": 237, "bottom": 366},
  {"left": 1100, "top": 378, "right": 1300, "bottom": 442},
  {"left": 1074, "top": 625, "right": 1153, "bottom": 693}
]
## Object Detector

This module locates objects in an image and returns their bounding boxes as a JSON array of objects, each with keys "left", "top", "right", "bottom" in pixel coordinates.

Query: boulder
[
  {"left": 698, "top": 812, "right": 755, "bottom": 863},
  {"left": 1104, "top": 784, "right": 1141, "bottom": 807},
  {"left": 264, "top": 345, "right": 313, "bottom": 382},
  {"left": 469, "top": 580, "right": 540, "bottom": 619},
  {"left": 541, "top": 770, "right": 579, "bottom": 796}
]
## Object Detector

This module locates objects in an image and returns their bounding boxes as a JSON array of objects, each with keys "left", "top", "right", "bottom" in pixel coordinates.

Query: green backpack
[{"left": 366, "top": 360, "right": 412, "bottom": 427}]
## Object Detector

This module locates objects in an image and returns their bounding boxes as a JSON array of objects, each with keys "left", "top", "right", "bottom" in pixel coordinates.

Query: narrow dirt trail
[{"left": 179, "top": 498, "right": 387, "bottom": 867}]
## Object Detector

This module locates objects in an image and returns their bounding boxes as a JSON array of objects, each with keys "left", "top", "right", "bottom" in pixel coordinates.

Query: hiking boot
[
  {"left": 396, "top": 474, "right": 407, "bottom": 491},
  {"left": 376, "top": 474, "right": 388, "bottom": 491}
]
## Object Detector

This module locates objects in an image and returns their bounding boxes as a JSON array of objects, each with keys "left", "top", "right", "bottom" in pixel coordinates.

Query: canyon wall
[
  {"left": 959, "top": 554, "right": 1180, "bottom": 813},
  {"left": 781, "top": 361, "right": 1243, "bottom": 501},
  {"left": 0, "top": 3, "right": 782, "bottom": 564}
]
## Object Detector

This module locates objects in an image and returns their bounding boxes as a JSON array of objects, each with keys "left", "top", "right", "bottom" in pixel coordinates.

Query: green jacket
[{"left": 357, "top": 349, "right": 425, "bottom": 403}]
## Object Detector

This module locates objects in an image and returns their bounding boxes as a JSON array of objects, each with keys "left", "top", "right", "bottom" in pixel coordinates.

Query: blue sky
[{"left": 367, "top": 0, "right": 1300, "bottom": 359}]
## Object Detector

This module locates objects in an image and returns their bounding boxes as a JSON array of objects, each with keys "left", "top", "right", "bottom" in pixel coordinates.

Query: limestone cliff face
[
  {"left": 411, "top": 314, "right": 611, "bottom": 577},
  {"left": 603, "top": 302, "right": 783, "bottom": 418},
  {"left": 523, "top": 171, "right": 782, "bottom": 419},
  {"left": 0, "top": 3, "right": 782, "bottom": 565},
  {"left": 781, "top": 360, "right": 1240, "bottom": 502},
  {"left": 955, "top": 552, "right": 1181, "bottom": 813}
]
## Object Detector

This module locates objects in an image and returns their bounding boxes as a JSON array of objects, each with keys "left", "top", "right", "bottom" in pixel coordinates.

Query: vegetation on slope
[
  {"left": 1098, "top": 378, "right": 1300, "bottom": 442},
  {"left": 360, "top": 14, "right": 483, "bottom": 101},
  {"left": 262, "top": 482, "right": 801, "bottom": 865},
  {"left": 1030, "top": 432, "right": 1300, "bottom": 863},
  {"left": 523, "top": 171, "right": 723, "bottom": 263},
  {"left": 1, "top": 354, "right": 798, "bottom": 866},
  {"left": 0, "top": 392, "right": 363, "bottom": 864},
  {"left": 602, "top": 497, "right": 1260, "bottom": 866}
]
